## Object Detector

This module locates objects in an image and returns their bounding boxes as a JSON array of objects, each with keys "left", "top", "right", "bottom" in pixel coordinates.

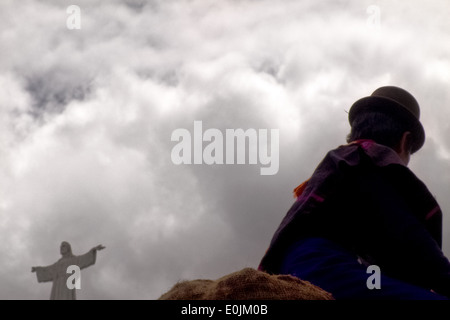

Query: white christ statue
[{"left": 31, "top": 241, "right": 105, "bottom": 300}]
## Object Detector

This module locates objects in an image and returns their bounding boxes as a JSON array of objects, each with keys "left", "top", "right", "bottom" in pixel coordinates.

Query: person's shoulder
[{"left": 323, "top": 143, "right": 362, "bottom": 168}]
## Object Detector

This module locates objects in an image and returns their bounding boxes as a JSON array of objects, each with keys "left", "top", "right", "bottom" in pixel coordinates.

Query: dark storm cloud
[{"left": 25, "top": 67, "right": 93, "bottom": 116}]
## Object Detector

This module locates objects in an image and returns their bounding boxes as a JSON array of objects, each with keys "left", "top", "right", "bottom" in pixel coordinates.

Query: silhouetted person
[{"left": 259, "top": 86, "right": 450, "bottom": 299}]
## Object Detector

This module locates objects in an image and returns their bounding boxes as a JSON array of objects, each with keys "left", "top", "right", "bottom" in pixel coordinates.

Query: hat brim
[{"left": 349, "top": 96, "right": 425, "bottom": 153}]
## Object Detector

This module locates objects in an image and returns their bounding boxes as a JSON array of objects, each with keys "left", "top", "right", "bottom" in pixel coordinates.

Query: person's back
[{"left": 259, "top": 86, "right": 450, "bottom": 300}]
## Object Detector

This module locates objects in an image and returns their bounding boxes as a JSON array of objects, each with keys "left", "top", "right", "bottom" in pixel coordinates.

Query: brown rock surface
[{"left": 159, "top": 267, "right": 334, "bottom": 300}]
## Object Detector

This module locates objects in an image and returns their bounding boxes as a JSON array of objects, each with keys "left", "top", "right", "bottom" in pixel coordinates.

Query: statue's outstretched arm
[{"left": 91, "top": 244, "right": 105, "bottom": 251}]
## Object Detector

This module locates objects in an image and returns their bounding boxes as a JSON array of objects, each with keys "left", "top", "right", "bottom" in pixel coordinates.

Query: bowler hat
[{"left": 348, "top": 86, "right": 425, "bottom": 153}]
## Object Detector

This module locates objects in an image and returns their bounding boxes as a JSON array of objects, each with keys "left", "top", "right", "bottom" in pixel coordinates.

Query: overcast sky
[{"left": 1, "top": 0, "right": 449, "bottom": 299}]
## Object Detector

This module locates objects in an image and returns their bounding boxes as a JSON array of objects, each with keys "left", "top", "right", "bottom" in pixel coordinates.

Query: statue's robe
[{"left": 34, "top": 250, "right": 97, "bottom": 300}]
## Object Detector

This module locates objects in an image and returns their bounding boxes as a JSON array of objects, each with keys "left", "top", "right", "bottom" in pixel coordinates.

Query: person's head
[
  {"left": 346, "top": 112, "right": 413, "bottom": 164},
  {"left": 60, "top": 241, "right": 73, "bottom": 257},
  {"left": 347, "top": 86, "right": 425, "bottom": 165}
]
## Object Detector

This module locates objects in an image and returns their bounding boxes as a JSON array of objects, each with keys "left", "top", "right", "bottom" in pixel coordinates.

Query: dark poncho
[{"left": 259, "top": 140, "right": 450, "bottom": 297}]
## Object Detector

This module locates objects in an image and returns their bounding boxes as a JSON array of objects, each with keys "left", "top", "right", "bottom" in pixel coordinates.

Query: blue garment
[{"left": 280, "top": 238, "right": 449, "bottom": 300}]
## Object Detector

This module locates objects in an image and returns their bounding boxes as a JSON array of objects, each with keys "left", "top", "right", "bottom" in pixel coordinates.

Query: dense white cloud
[{"left": 0, "top": 0, "right": 449, "bottom": 299}]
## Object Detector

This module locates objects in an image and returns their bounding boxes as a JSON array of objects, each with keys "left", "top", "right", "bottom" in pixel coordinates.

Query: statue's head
[{"left": 60, "top": 241, "right": 73, "bottom": 257}]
